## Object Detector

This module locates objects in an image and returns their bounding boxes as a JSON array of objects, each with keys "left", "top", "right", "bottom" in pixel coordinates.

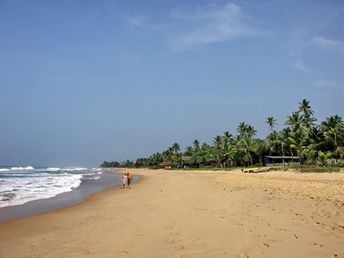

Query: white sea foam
[
  {"left": 46, "top": 167, "right": 61, "bottom": 172},
  {"left": 0, "top": 166, "right": 106, "bottom": 208},
  {"left": 93, "top": 176, "right": 101, "bottom": 180},
  {"left": 10, "top": 166, "right": 34, "bottom": 170},
  {"left": 62, "top": 167, "right": 87, "bottom": 172},
  {"left": 0, "top": 174, "right": 83, "bottom": 208}
]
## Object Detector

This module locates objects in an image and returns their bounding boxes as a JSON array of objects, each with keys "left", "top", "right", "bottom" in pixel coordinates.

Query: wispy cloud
[
  {"left": 309, "top": 36, "right": 344, "bottom": 55},
  {"left": 308, "top": 36, "right": 344, "bottom": 57},
  {"left": 170, "top": 3, "right": 261, "bottom": 50},
  {"left": 125, "top": 16, "right": 145, "bottom": 27},
  {"left": 313, "top": 79, "right": 343, "bottom": 89},
  {"left": 294, "top": 61, "right": 314, "bottom": 75}
]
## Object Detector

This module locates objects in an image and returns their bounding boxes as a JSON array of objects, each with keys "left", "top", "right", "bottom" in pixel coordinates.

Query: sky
[{"left": 0, "top": 0, "right": 343, "bottom": 167}]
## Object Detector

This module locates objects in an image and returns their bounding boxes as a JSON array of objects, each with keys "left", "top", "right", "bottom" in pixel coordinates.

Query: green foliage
[{"left": 101, "top": 99, "right": 344, "bottom": 170}]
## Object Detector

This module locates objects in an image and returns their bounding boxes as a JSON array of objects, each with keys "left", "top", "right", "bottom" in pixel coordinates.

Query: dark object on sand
[{"left": 241, "top": 167, "right": 270, "bottom": 173}]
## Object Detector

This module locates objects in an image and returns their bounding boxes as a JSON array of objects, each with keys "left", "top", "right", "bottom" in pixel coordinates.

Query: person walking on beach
[
  {"left": 127, "top": 171, "right": 132, "bottom": 188},
  {"left": 122, "top": 172, "right": 128, "bottom": 189}
]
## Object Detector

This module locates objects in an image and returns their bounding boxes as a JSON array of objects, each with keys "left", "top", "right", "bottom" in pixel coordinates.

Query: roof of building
[
  {"left": 265, "top": 156, "right": 300, "bottom": 159},
  {"left": 160, "top": 162, "right": 172, "bottom": 166}
]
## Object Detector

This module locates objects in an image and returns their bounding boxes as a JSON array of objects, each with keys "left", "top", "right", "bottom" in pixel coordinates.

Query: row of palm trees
[{"left": 101, "top": 99, "right": 344, "bottom": 168}]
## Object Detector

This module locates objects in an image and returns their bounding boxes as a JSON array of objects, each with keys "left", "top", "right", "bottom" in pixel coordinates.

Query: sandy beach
[{"left": 0, "top": 169, "right": 343, "bottom": 258}]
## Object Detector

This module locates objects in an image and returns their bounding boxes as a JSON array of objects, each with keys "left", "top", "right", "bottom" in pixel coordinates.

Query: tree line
[{"left": 101, "top": 99, "right": 344, "bottom": 169}]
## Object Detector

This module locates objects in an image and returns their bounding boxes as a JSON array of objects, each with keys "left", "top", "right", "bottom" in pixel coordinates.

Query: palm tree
[
  {"left": 320, "top": 115, "right": 344, "bottom": 161},
  {"left": 252, "top": 139, "right": 267, "bottom": 165},
  {"left": 236, "top": 135, "right": 255, "bottom": 166},
  {"left": 193, "top": 140, "right": 200, "bottom": 151},
  {"left": 200, "top": 143, "right": 213, "bottom": 166},
  {"left": 266, "top": 130, "right": 281, "bottom": 155},
  {"left": 184, "top": 146, "right": 193, "bottom": 156},
  {"left": 213, "top": 135, "right": 225, "bottom": 167},
  {"left": 299, "top": 99, "right": 314, "bottom": 117},
  {"left": 237, "top": 122, "right": 247, "bottom": 137},
  {"left": 288, "top": 129, "right": 306, "bottom": 163},
  {"left": 285, "top": 111, "right": 304, "bottom": 131},
  {"left": 187, "top": 139, "right": 201, "bottom": 167},
  {"left": 266, "top": 116, "right": 277, "bottom": 132},
  {"left": 171, "top": 143, "right": 180, "bottom": 154},
  {"left": 237, "top": 122, "right": 257, "bottom": 138},
  {"left": 246, "top": 125, "right": 257, "bottom": 138},
  {"left": 302, "top": 126, "right": 326, "bottom": 164},
  {"left": 298, "top": 99, "right": 316, "bottom": 128}
]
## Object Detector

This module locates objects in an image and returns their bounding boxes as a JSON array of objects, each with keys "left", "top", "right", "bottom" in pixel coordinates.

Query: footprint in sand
[
  {"left": 275, "top": 227, "right": 287, "bottom": 232},
  {"left": 236, "top": 252, "right": 250, "bottom": 258},
  {"left": 262, "top": 242, "right": 270, "bottom": 248},
  {"left": 175, "top": 245, "right": 185, "bottom": 250},
  {"left": 121, "top": 250, "right": 129, "bottom": 256}
]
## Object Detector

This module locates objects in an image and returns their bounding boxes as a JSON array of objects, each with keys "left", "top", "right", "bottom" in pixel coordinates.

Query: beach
[{"left": 0, "top": 169, "right": 343, "bottom": 258}]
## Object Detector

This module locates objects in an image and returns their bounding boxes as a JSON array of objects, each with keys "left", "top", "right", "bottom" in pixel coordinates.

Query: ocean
[{"left": 0, "top": 166, "right": 104, "bottom": 208}]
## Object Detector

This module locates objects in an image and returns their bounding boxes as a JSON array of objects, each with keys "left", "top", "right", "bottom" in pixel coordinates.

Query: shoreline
[
  {"left": 0, "top": 170, "right": 138, "bottom": 223},
  {"left": 0, "top": 169, "right": 343, "bottom": 258}
]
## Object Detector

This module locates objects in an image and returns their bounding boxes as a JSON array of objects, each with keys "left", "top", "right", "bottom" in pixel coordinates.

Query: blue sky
[{"left": 0, "top": 0, "right": 343, "bottom": 166}]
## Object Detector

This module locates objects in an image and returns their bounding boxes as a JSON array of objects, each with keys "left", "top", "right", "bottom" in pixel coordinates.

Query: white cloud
[
  {"left": 294, "top": 61, "right": 314, "bottom": 75},
  {"left": 309, "top": 36, "right": 344, "bottom": 54},
  {"left": 310, "top": 36, "right": 344, "bottom": 48},
  {"left": 313, "top": 79, "right": 343, "bottom": 89},
  {"left": 125, "top": 16, "right": 145, "bottom": 27},
  {"left": 170, "top": 3, "right": 261, "bottom": 50}
]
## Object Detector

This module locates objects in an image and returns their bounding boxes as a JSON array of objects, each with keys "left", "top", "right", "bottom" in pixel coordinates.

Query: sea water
[{"left": 0, "top": 166, "right": 102, "bottom": 208}]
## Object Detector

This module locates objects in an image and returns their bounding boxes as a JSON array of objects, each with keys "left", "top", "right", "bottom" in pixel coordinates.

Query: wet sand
[{"left": 0, "top": 169, "right": 343, "bottom": 258}]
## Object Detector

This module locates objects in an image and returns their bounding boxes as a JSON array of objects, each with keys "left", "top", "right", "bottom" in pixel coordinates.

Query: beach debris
[
  {"left": 237, "top": 252, "right": 249, "bottom": 258},
  {"left": 121, "top": 250, "right": 129, "bottom": 256},
  {"left": 242, "top": 167, "right": 270, "bottom": 173}
]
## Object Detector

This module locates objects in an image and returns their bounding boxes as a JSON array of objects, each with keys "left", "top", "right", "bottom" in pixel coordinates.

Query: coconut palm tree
[
  {"left": 237, "top": 122, "right": 247, "bottom": 137},
  {"left": 320, "top": 115, "right": 344, "bottom": 161},
  {"left": 299, "top": 99, "right": 314, "bottom": 116},
  {"left": 298, "top": 99, "right": 316, "bottom": 128},
  {"left": 266, "top": 116, "right": 277, "bottom": 132},
  {"left": 288, "top": 129, "right": 306, "bottom": 163},
  {"left": 171, "top": 143, "right": 180, "bottom": 154},
  {"left": 236, "top": 135, "right": 255, "bottom": 166},
  {"left": 193, "top": 139, "right": 200, "bottom": 151},
  {"left": 213, "top": 135, "right": 225, "bottom": 167},
  {"left": 286, "top": 111, "right": 304, "bottom": 131},
  {"left": 200, "top": 143, "right": 213, "bottom": 166},
  {"left": 237, "top": 122, "right": 257, "bottom": 138}
]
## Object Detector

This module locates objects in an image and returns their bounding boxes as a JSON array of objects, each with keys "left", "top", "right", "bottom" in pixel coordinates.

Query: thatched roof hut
[{"left": 160, "top": 162, "right": 172, "bottom": 169}]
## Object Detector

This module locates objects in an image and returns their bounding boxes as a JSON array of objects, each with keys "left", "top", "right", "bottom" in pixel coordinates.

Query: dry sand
[{"left": 0, "top": 169, "right": 343, "bottom": 258}]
